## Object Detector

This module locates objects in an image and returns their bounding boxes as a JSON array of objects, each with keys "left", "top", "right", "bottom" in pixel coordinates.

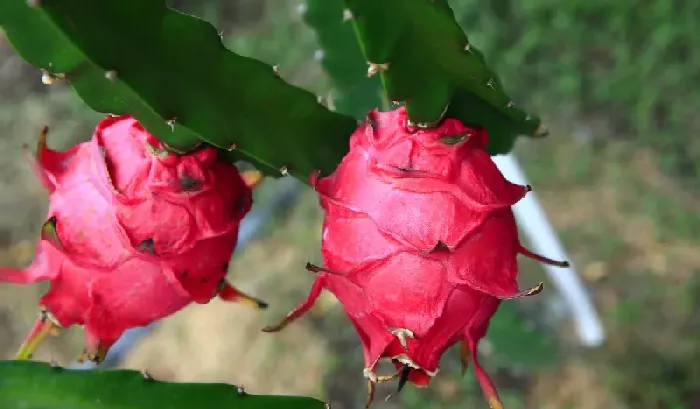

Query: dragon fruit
[
  {"left": 264, "top": 107, "right": 569, "bottom": 408},
  {"left": 1, "top": 115, "right": 266, "bottom": 363}
]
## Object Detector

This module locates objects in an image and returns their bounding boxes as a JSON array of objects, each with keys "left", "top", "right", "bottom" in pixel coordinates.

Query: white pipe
[{"left": 492, "top": 153, "right": 605, "bottom": 347}]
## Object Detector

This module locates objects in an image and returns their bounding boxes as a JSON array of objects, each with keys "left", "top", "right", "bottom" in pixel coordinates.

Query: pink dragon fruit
[
  {"left": 264, "top": 107, "right": 569, "bottom": 408},
  {"left": 1, "top": 115, "right": 266, "bottom": 363}
]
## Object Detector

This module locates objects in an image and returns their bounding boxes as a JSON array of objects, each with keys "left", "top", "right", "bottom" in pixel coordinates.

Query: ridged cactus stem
[
  {"left": 0, "top": 360, "right": 328, "bottom": 409},
  {"left": 301, "top": 0, "right": 383, "bottom": 119},
  {"left": 0, "top": 0, "right": 358, "bottom": 180},
  {"left": 337, "top": 0, "right": 548, "bottom": 153}
]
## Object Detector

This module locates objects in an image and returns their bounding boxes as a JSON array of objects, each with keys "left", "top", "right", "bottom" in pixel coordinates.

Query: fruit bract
[
  {"left": 264, "top": 107, "right": 569, "bottom": 408},
  {"left": 1, "top": 116, "right": 267, "bottom": 363}
]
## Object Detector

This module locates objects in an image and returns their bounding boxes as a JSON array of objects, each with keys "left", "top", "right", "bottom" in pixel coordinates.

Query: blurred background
[{"left": 1, "top": 1, "right": 699, "bottom": 408}]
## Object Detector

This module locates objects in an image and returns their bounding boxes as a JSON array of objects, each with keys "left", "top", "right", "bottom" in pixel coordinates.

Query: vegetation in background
[{"left": 452, "top": 0, "right": 700, "bottom": 187}]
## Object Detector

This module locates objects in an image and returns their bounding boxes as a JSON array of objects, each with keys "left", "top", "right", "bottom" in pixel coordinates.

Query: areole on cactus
[
  {"left": 264, "top": 107, "right": 569, "bottom": 409},
  {"left": 1, "top": 115, "right": 267, "bottom": 363}
]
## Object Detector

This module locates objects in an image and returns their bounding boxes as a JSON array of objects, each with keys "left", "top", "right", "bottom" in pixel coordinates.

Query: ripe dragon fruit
[
  {"left": 1, "top": 115, "right": 266, "bottom": 363},
  {"left": 264, "top": 107, "right": 569, "bottom": 409}
]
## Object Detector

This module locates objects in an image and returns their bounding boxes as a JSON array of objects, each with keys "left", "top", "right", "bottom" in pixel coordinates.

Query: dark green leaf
[
  {"left": 0, "top": 0, "right": 357, "bottom": 179},
  {"left": 302, "top": 0, "right": 384, "bottom": 119},
  {"left": 340, "top": 0, "right": 548, "bottom": 153},
  {"left": 0, "top": 360, "right": 326, "bottom": 409}
]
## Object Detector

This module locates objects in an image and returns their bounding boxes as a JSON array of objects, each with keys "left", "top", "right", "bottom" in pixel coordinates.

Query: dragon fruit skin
[
  {"left": 2, "top": 116, "right": 266, "bottom": 363},
  {"left": 264, "top": 107, "right": 568, "bottom": 408}
]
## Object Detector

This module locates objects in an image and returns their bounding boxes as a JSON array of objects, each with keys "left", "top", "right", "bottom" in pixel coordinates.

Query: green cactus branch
[
  {"left": 302, "top": 0, "right": 383, "bottom": 120},
  {"left": 340, "top": 0, "right": 548, "bottom": 154},
  {"left": 0, "top": 360, "right": 326, "bottom": 409},
  {"left": 0, "top": 0, "right": 357, "bottom": 180}
]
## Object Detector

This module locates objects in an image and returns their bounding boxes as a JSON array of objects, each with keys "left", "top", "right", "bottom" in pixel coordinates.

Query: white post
[{"left": 492, "top": 153, "right": 605, "bottom": 347}]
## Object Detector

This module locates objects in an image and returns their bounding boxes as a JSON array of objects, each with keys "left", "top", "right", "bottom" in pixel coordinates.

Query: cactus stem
[
  {"left": 104, "top": 70, "right": 118, "bottom": 81},
  {"left": 272, "top": 65, "right": 280, "bottom": 76},
  {"left": 279, "top": 165, "right": 289, "bottom": 176},
  {"left": 166, "top": 117, "right": 177, "bottom": 131},
  {"left": 367, "top": 62, "right": 389, "bottom": 78},
  {"left": 486, "top": 79, "right": 496, "bottom": 90},
  {"left": 342, "top": 9, "right": 354, "bottom": 22}
]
